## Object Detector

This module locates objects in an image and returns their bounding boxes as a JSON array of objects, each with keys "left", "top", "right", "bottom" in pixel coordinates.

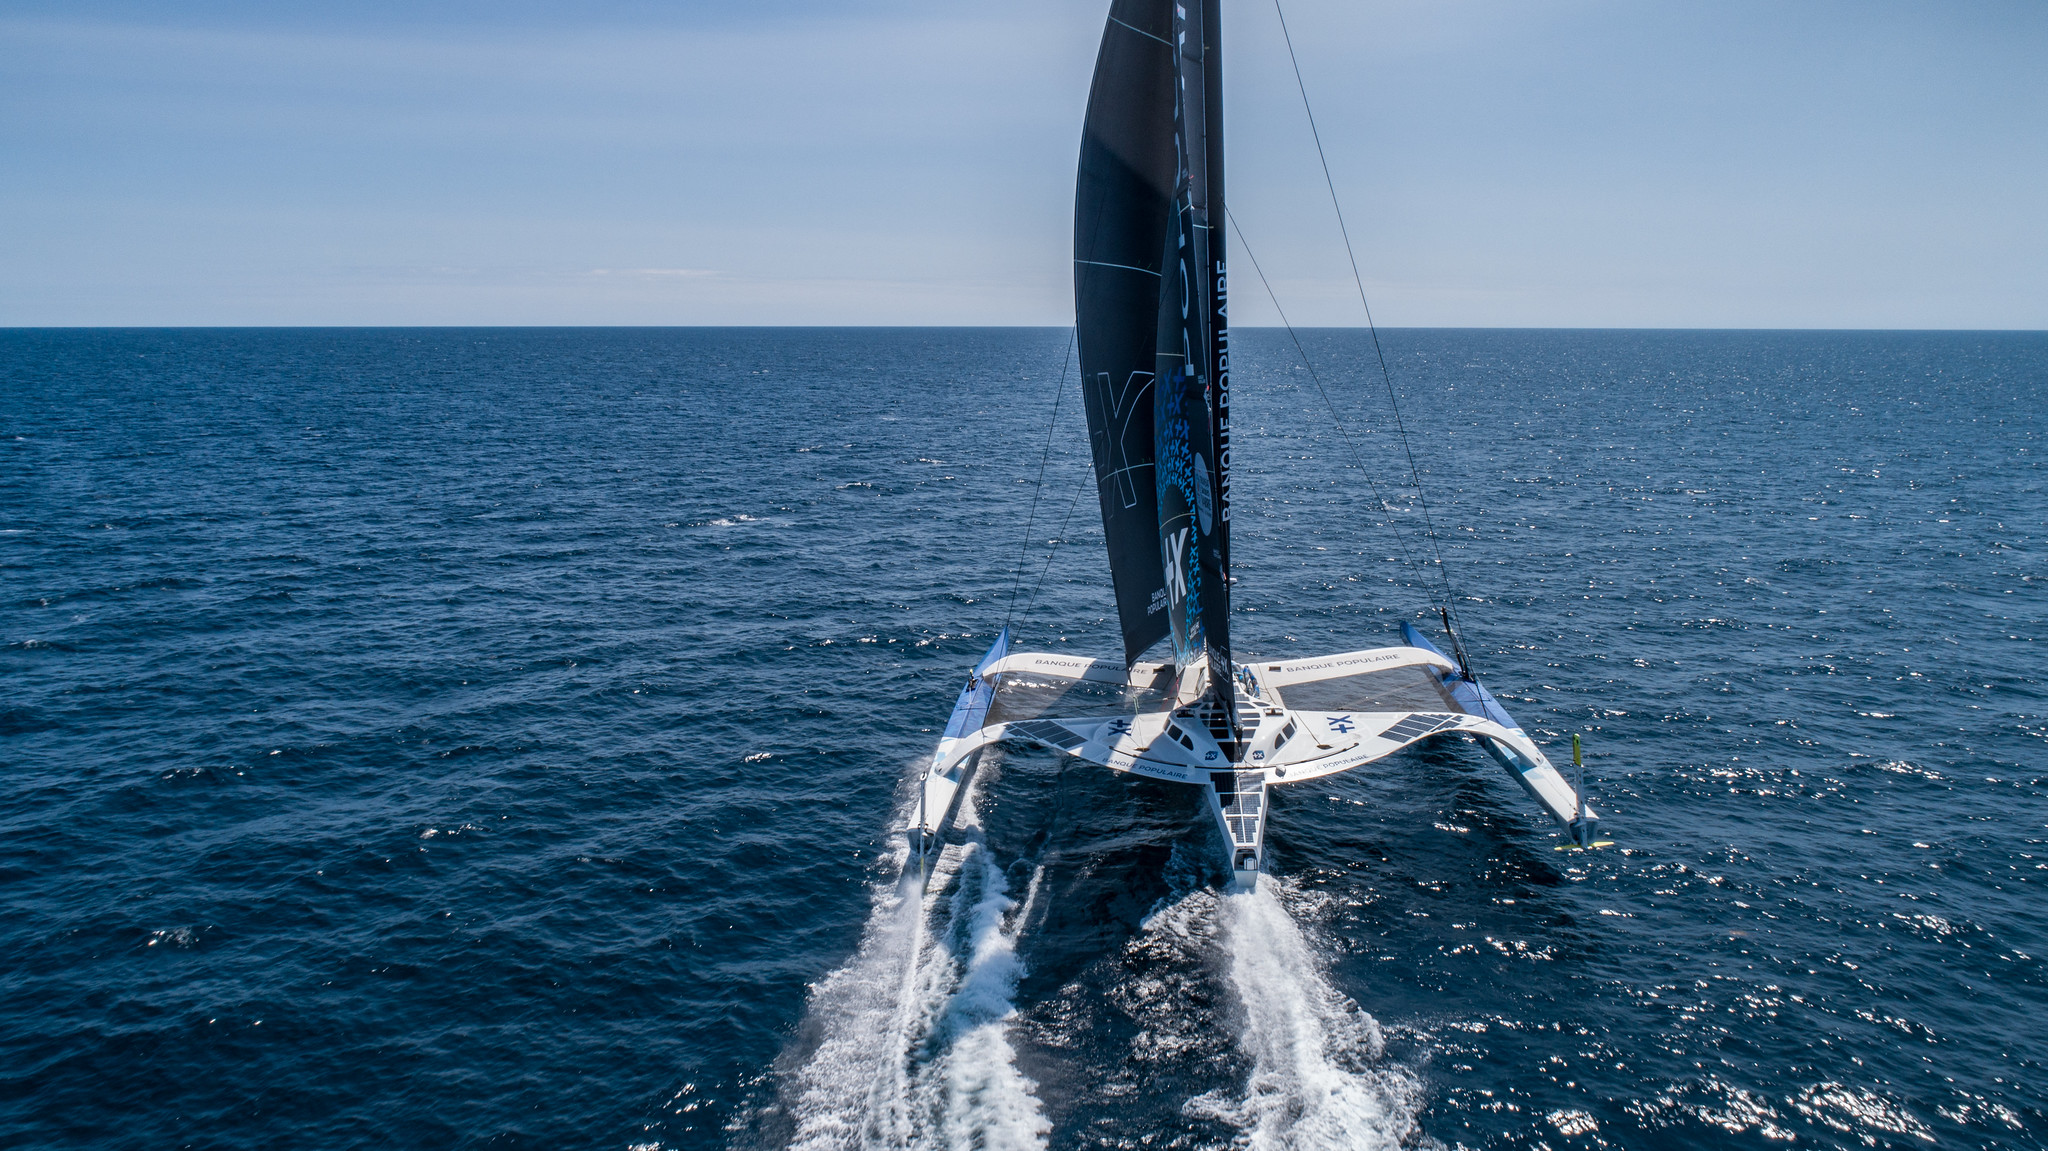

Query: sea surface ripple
[{"left": 1, "top": 327, "right": 2042, "bottom": 1149}]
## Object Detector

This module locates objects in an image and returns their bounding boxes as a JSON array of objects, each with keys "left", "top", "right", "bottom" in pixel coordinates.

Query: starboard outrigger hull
[{"left": 913, "top": 629, "right": 1601, "bottom": 890}]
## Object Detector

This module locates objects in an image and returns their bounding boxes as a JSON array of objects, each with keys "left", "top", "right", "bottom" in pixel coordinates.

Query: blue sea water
[{"left": 1, "top": 327, "right": 2042, "bottom": 1150}]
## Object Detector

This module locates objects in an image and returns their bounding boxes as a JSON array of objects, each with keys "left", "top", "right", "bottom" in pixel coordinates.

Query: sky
[{"left": 3, "top": 0, "right": 2044, "bottom": 327}]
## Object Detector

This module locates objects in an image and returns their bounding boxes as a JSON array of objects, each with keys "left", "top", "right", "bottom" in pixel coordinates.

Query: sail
[
  {"left": 1152, "top": 0, "right": 1234, "bottom": 708},
  {"left": 1075, "top": 0, "right": 1177, "bottom": 667}
]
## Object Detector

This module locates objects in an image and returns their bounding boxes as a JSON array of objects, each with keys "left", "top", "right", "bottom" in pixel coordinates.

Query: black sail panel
[{"left": 1075, "top": 0, "right": 1177, "bottom": 666}]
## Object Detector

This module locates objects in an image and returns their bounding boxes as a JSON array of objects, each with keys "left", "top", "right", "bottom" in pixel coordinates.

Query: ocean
[{"left": 1, "top": 327, "right": 2041, "bottom": 1150}]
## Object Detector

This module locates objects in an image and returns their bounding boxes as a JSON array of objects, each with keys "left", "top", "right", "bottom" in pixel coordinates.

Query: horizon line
[{"left": 4, "top": 324, "right": 2045, "bottom": 334}]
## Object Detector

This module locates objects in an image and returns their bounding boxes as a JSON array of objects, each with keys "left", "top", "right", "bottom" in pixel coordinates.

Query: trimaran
[{"left": 912, "top": 0, "right": 1606, "bottom": 890}]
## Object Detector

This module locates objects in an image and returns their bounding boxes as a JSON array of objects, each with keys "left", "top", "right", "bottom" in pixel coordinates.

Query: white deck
[{"left": 912, "top": 638, "right": 1600, "bottom": 889}]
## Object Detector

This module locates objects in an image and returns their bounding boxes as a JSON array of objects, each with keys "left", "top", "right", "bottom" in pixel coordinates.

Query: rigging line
[
  {"left": 1021, "top": 468, "right": 1094, "bottom": 626},
  {"left": 1003, "top": 328, "right": 1078, "bottom": 634},
  {"left": 1224, "top": 207, "right": 1428, "bottom": 588},
  {"left": 1271, "top": 0, "right": 1473, "bottom": 672}
]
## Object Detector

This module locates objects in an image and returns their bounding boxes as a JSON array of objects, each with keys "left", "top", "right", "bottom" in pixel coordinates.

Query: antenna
[{"left": 1572, "top": 733, "right": 1587, "bottom": 847}]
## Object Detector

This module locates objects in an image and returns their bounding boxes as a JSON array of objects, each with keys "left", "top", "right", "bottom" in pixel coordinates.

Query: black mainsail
[
  {"left": 1075, "top": 0, "right": 1176, "bottom": 667},
  {"left": 1077, "top": 0, "right": 1232, "bottom": 720}
]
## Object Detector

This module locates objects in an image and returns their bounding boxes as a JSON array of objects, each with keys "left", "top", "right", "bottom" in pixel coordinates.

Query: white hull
[{"left": 913, "top": 633, "right": 1600, "bottom": 889}]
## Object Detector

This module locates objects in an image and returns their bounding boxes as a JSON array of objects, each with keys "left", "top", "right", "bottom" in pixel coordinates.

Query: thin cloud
[{"left": 589, "top": 268, "right": 719, "bottom": 277}]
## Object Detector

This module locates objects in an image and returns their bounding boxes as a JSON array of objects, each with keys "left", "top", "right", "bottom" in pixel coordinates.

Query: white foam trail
[
  {"left": 784, "top": 847, "right": 957, "bottom": 1151},
  {"left": 779, "top": 764, "right": 1046, "bottom": 1151},
  {"left": 928, "top": 855, "right": 1048, "bottom": 1151},
  {"left": 1193, "top": 876, "right": 1420, "bottom": 1151}
]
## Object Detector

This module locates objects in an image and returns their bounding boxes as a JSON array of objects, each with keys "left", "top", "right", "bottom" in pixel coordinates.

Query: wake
[
  {"left": 1182, "top": 877, "right": 1422, "bottom": 1151},
  {"left": 778, "top": 770, "right": 1048, "bottom": 1151},
  {"left": 772, "top": 768, "right": 1416, "bottom": 1151}
]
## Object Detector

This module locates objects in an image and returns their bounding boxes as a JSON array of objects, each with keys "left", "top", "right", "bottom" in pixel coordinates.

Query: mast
[
  {"left": 1202, "top": 0, "right": 1229, "bottom": 588},
  {"left": 1153, "top": 0, "right": 1236, "bottom": 735}
]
